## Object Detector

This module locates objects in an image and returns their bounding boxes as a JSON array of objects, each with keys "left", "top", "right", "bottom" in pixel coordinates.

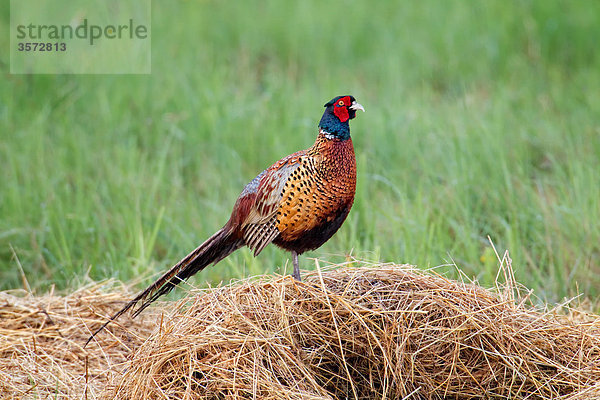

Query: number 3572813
[{"left": 17, "top": 42, "right": 66, "bottom": 51}]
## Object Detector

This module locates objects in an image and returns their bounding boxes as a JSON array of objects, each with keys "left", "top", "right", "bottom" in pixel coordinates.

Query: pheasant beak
[{"left": 349, "top": 101, "right": 365, "bottom": 112}]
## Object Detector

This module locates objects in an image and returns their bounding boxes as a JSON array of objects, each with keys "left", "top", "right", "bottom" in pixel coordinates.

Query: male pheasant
[{"left": 86, "top": 95, "right": 364, "bottom": 344}]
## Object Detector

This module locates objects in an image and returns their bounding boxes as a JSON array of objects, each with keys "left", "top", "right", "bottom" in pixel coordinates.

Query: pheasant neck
[
  {"left": 318, "top": 112, "right": 351, "bottom": 140},
  {"left": 315, "top": 128, "right": 349, "bottom": 143}
]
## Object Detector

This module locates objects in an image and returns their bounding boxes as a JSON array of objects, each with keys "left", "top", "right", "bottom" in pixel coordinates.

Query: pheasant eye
[{"left": 338, "top": 100, "right": 345, "bottom": 106}]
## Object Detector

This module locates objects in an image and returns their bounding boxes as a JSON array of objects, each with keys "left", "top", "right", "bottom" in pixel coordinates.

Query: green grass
[{"left": 1, "top": 0, "right": 599, "bottom": 303}]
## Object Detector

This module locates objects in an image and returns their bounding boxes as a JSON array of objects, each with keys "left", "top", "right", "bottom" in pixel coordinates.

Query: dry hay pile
[
  {"left": 103, "top": 262, "right": 600, "bottom": 400},
  {"left": 0, "top": 281, "right": 159, "bottom": 400},
  {"left": 1, "top": 262, "right": 599, "bottom": 399}
]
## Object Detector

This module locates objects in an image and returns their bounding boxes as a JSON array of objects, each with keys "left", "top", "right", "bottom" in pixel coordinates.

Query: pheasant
[{"left": 86, "top": 95, "right": 364, "bottom": 345}]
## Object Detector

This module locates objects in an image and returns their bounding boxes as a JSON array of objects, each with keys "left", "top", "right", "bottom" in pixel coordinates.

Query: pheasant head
[{"left": 319, "top": 95, "right": 365, "bottom": 140}]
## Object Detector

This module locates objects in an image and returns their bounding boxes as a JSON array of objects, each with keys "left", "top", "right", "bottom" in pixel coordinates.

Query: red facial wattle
[{"left": 333, "top": 96, "right": 352, "bottom": 122}]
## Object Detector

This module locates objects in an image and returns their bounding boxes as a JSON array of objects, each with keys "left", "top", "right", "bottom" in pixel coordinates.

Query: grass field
[{"left": 1, "top": 0, "right": 599, "bottom": 303}]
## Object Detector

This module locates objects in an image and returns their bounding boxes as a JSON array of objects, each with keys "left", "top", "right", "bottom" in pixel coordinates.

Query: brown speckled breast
[{"left": 273, "top": 133, "right": 356, "bottom": 253}]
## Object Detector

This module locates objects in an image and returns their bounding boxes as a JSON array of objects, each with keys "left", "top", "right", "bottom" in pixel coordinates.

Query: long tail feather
[{"left": 85, "top": 227, "right": 241, "bottom": 346}]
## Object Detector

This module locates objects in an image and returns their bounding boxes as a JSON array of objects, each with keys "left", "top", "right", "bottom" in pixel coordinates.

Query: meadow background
[{"left": 1, "top": 0, "right": 598, "bottom": 303}]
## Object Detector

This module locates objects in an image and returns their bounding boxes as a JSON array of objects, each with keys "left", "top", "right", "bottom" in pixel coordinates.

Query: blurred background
[{"left": 1, "top": 0, "right": 599, "bottom": 302}]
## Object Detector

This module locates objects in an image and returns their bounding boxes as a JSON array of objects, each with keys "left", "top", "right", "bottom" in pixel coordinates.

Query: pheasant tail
[{"left": 85, "top": 227, "right": 241, "bottom": 346}]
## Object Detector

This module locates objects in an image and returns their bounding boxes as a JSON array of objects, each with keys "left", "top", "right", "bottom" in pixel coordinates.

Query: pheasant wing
[{"left": 240, "top": 152, "right": 304, "bottom": 255}]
